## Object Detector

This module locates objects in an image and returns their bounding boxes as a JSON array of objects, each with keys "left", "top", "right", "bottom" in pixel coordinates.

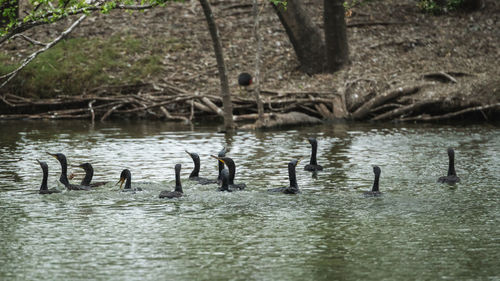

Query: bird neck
[
  {"left": 217, "top": 161, "right": 224, "bottom": 181},
  {"left": 40, "top": 169, "right": 48, "bottom": 191},
  {"left": 175, "top": 170, "right": 183, "bottom": 192},
  {"left": 288, "top": 165, "right": 298, "bottom": 188},
  {"left": 227, "top": 163, "right": 235, "bottom": 185},
  {"left": 372, "top": 173, "right": 380, "bottom": 192},
  {"left": 124, "top": 175, "right": 132, "bottom": 190},
  {"left": 59, "top": 158, "right": 70, "bottom": 186},
  {"left": 190, "top": 158, "right": 200, "bottom": 178},
  {"left": 309, "top": 144, "right": 318, "bottom": 165},
  {"left": 81, "top": 168, "right": 93, "bottom": 186},
  {"left": 447, "top": 154, "right": 456, "bottom": 176}
]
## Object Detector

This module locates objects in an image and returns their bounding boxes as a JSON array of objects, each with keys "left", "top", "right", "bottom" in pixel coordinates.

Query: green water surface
[{"left": 0, "top": 120, "right": 498, "bottom": 281}]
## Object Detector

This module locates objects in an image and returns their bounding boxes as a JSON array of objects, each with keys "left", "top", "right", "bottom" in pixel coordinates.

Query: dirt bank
[{"left": 1, "top": 0, "right": 499, "bottom": 123}]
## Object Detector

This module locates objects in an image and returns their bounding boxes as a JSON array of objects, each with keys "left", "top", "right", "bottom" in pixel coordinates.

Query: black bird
[
  {"left": 159, "top": 164, "right": 183, "bottom": 199},
  {"left": 364, "top": 166, "right": 382, "bottom": 197},
  {"left": 185, "top": 150, "right": 217, "bottom": 185},
  {"left": 268, "top": 159, "right": 301, "bottom": 194},
  {"left": 117, "top": 169, "right": 142, "bottom": 192},
  {"left": 238, "top": 72, "right": 253, "bottom": 88},
  {"left": 218, "top": 168, "right": 232, "bottom": 192},
  {"left": 211, "top": 155, "right": 246, "bottom": 190},
  {"left": 216, "top": 146, "right": 227, "bottom": 184},
  {"left": 47, "top": 152, "right": 90, "bottom": 191},
  {"left": 438, "top": 147, "right": 460, "bottom": 184},
  {"left": 37, "top": 160, "right": 61, "bottom": 195},
  {"left": 77, "top": 163, "right": 108, "bottom": 187},
  {"left": 304, "top": 138, "right": 323, "bottom": 171},
  {"left": 238, "top": 72, "right": 253, "bottom": 96}
]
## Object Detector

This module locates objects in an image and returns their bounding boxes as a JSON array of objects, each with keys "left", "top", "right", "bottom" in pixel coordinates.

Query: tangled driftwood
[
  {"left": 0, "top": 82, "right": 338, "bottom": 125},
  {"left": 1, "top": 78, "right": 498, "bottom": 126}
]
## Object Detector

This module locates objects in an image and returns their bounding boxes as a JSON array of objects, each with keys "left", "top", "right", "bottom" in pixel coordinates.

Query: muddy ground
[{"left": 2, "top": 0, "right": 500, "bottom": 121}]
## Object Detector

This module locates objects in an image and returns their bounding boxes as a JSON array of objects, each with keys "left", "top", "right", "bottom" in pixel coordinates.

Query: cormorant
[
  {"left": 218, "top": 168, "right": 231, "bottom": 192},
  {"left": 268, "top": 159, "right": 301, "bottom": 194},
  {"left": 117, "top": 169, "right": 142, "bottom": 192},
  {"left": 47, "top": 152, "right": 90, "bottom": 191},
  {"left": 364, "top": 166, "right": 382, "bottom": 197},
  {"left": 159, "top": 164, "right": 183, "bottom": 199},
  {"left": 77, "top": 163, "right": 108, "bottom": 187},
  {"left": 438, "top": 147, "right": 460, "bottom": 184},
  {"left": 37, "top": 160, "right": 61, "bottom": 194},
  {"left": 304, "top": 138, "right": 323, "bottom": 171},
  {"left": 185, "top": 150, "right": 217, "bottom": 185},
  {"left": 211, "top": 155, "right": 246, "bottom": 190}
]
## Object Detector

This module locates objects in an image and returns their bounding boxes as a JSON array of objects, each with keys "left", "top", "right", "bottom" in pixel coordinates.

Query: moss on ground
[{"left": 0, "top": 33, "right": 187, "bottom": 99}]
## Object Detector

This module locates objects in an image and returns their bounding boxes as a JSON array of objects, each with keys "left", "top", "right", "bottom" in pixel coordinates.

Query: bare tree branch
[
  {"left": 0, "top": 4, "right": 154, "bottom": 45},
  {"left": 11, "top": 34, "right": 47, "bottom": 46},
  {"left": 0, "top": 15, "right": 87, "bottom": 90}
]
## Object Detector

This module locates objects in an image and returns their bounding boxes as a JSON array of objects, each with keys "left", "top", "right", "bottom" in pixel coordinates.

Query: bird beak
[
  {"left": 46, "top": 152, "right": 57, "bottom": 158},
  {"left": 185, "top": 150, "right": 192, "bottom": 156},
  {"left": 210, "top": 155, "right": 225, "bottom": 164},
  {"left": 116, "top": 178, "right": 125, "bottom": 189},
  {"left": 36, "top": 159, "right": 41, "bottom": 165},
  {"left": 296, "top": 158, "right": 302, "bottom": 166}
]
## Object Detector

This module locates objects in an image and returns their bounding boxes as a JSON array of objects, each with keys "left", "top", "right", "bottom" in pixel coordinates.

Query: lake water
[{"left": 0, "top": 120, "right": 499, "bottom": 280}]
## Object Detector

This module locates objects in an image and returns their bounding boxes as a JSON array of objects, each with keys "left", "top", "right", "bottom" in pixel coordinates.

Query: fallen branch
[
  {"left": 159, "top": 106, "right": 190, "bottom": 123},
  {"left": 422, "top": 71, "right": 458, "bottom": 83},
  {"left": 314, "top": 103, "right": 334, "bottom": 119},
  {"left": 202, "top": 97, "right": 224, "bottom": 116},
  {"left": 371, "top": 100, "right": 439, "bottom": 121},
  {"left": 101, "top": 104, "right": 125, "bottom": 121},
  {"left": 399, "top": 103, "right": 500, "bottom": 122},
  {"left": 369, "top": 39, "right": 425, "bottom": 49},
  {"left": 370, "top": 103, "right": 403, "bottom": 113},
  {"left": 11, "top": 34, "right": 47, "bottom": 46},
  {"left": 233, "top": 113, "right": 273, "bottom": 122},
  {"left": 351, "top": 84, "right": 429, "bottom": 120},
  {"left": 239, "top": 111, "right": 322, "bottom": 129},
  {"left": 347, "top": 21, "right": 413, "bottom": 28}
]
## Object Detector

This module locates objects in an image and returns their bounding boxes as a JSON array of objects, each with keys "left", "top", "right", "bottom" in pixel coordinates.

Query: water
[{"left": 0, "top": 120, "right": 499, "bottom": 281}]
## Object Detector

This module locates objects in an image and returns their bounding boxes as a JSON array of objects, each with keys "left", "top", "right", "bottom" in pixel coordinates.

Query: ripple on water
[{"left": 0, "top": 121, "right": 499, "bottom": 281}]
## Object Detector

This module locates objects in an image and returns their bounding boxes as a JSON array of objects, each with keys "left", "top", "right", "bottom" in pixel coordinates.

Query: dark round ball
[{"left": 238, "top": 73, "right": 253, "bottom": 86}]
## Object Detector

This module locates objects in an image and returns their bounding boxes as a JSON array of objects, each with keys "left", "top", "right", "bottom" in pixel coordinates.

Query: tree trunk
[
  {"left": 198, "top": 0, "right": 234, "bottom": 130},
  {"left": 323, "top": 0, "right": 349, "bottom": 73},
  {"left": 272, "top": 0, "right": 325, "bottom": 74},
  {"left": 253, "top": 0, "right": 264, "bottom": 125}
]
